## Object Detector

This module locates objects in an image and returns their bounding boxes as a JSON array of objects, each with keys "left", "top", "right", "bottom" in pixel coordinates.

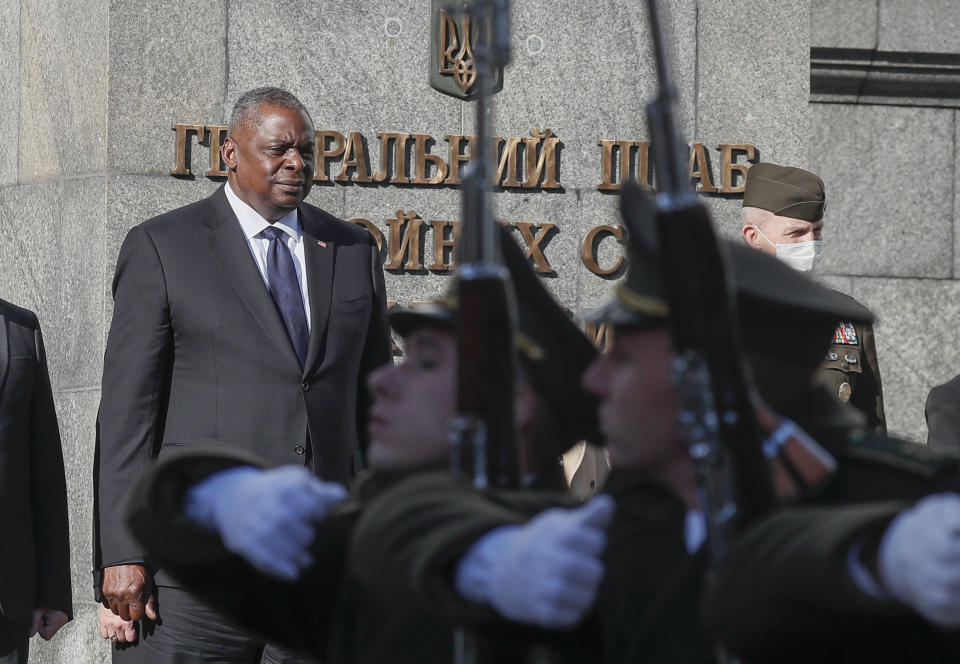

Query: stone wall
[
  {"left": 810, "top": 0, "right": 960, "bottom": 443},
  {"left": 13, "top": 1, "right": 954, "bottom": 662}
]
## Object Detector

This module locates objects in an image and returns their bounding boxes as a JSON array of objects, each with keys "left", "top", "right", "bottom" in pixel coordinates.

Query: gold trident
[{"left": 439, "top": 9, "right": 477, "bottom": 93}]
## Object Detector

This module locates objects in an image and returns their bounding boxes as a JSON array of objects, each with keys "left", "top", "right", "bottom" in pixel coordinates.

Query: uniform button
[
  {"left": 826, "top": 352, "right": 839, "bottom": 361},
  {"left": 301, "top": 380, "right": 310, "bottom": 391},
  {"left": 295, "top": 445, "right": 305, "bottom": 455}
]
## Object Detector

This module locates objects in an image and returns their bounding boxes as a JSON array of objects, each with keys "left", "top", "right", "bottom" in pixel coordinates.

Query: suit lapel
[
  {"left": 0, "top": 309, "right": 8, "bottom": 399},
  {"left": 203, "top": 187, "right": 302, "bottom": 372},
  {"left": 300, "top": 210, "right": 335, "bottom": 376}
]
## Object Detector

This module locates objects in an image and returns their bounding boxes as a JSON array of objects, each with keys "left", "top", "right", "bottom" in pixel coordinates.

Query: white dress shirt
[{"left": 224, "top": 182, "right": 311, "bottom": 331}]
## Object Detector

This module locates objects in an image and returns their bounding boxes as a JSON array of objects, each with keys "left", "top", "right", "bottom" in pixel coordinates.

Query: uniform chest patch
[{"left": 832, "top": 322, "right": 859, "bottom": 346}]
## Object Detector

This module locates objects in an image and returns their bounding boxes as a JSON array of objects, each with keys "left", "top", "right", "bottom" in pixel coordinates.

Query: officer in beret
[
  {"left": 742, "top": 162, "right": 887, "bottom": 432},
  {"left": 123, "top": 230, "right": 605, "bottom": 664}
]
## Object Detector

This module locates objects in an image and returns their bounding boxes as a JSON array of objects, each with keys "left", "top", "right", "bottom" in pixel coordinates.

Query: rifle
[
  {"left": 632, "top": 0, "right": 777, "bottom": 562},
  {"left": 443, "top": 1, "right": 520, "bottom": 661}
]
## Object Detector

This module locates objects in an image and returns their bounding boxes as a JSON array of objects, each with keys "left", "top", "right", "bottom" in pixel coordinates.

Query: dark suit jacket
[
  {"left": 93, "top": 186, "right": 392, "bottom": 580},
  {"left": 926, "top": 374, "right": 960, "bottom": 454},
  {"left": 0, "top": 299, "right": 72, "bottom": 629}
]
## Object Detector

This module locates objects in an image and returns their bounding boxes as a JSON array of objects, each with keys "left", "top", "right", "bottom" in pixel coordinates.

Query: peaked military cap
[
  {"left": 742, "top": 162, "right": 826, "bottom": 222},
  {"left": 591, "top": 181, "right": 872, "bottom": 363},
  {"left": 389, "top": 227, "right": 601, "bottom": 448}
]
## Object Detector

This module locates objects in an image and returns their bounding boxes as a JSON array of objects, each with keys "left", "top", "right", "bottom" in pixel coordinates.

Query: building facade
[{"left": 0, "top": 1, "right": 957, "bottom": 661}]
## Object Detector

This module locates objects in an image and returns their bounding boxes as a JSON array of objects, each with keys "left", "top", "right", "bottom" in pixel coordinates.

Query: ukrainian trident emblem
[{"left": 430, "top": 0, "right": 504, "bottom": 99}]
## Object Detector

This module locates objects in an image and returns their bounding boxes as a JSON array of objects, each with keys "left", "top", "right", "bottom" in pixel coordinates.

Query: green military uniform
[
  {"left": 125, "top": 229, "right": 604, "bottom": 663},
  {"left": 743, "top": 162, "right": 887, "bottom": 432},
  {"left": 819, "top": 315, "right": 886, "bottom": 432},
  {"left": 352, "top": 184, "right": 960, "bottom": 663},
  {"left": 703, "top": 500, "right": 960, "bottom": 663},
  {"left": 351, "top": 468, "right": 711, "bottom": 663}
]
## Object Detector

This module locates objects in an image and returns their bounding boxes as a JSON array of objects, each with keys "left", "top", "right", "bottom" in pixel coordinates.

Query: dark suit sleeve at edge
[
  {"left": 94, "top": 226, "right": 173, "bottom": 571},
  {"left": 29, "top": 322, "right": 73, "bottom": 617},
  {"left": 355, "top": 238, "right": 392, "bottom": 461},
  {"left": 926, "top": 382, "right": 960, "bottom": 453}
]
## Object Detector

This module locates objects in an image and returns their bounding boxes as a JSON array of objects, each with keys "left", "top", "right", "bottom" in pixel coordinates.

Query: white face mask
[{"left": 752, "top": 226, "right": 822, "bottom": 273}]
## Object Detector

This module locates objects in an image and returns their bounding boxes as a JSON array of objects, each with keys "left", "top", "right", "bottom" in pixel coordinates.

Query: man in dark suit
[
  {"left": 0, "top": 298, "right": 72, "bottom": 663},
  {"left": 93, "top": 87, "right": 392, "bottom": 662}
]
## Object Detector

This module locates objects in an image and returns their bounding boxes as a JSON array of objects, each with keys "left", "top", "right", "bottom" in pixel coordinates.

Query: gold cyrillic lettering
[
  {"left": 203, "top": 125, "right": 228, "bottom": 177},
  {"left": 444, "top": 134, "right": 474, "bottom": 186},
  {"left": 494, "top": 136, "right": 523, "bottom": 188},
  {"left": 717, "top": 143, "right": 756, "bottom": 194},
  {"left": 412, "top": 133, "right": 449, "bottom": 185},
  {"left": 336, "top": 131, "right": 372, "bottom": 183},
  {"left": 373, "top": 132, "right": 412, "bottom": 184},
  {"left": 512, "top": 221, "right": 556, "bottom": 273},
  {"left": 523, "top": 128, "right": 560, "bottom": 189},
  {"left": 348, "top": 217, "right": 385, "bottom": 251},
  {"left": 428, "top": 219, "right": 461, "bottom": 271},
  {"left": 580, "top": 225, "right": 625, "bottom": 276},
  {"left": 689, "top": 142, "right": 718, "bottom": 193},
  {"left": 385, "top": 210, "right": 425, "bottom": 270},
  {"left": 584, "top": 319, "right": 613, "bottom": 351},
  {"left": 315, "top": 130, "right": 345, "bottom": 183},
  {"left": 170, "top": 123, "right": 205, "bottom": 176},
  {"left": 597, "top": 139, "right": 640, "bottom": 191}
]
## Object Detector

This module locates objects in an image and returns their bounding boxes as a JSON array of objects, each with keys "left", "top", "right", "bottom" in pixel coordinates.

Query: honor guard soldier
[
  {"left": 349, "top": 192, "right": 960, "bottom": 663},
  {"left": 124, "top": 231, "right": 606, "bottom": 664},
  {"left": 741, "top": 162, "right": 887, "bottom": 432}
]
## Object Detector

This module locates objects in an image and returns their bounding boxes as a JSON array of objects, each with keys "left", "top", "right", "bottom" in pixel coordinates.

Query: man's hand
[
  {"left": 98, "top": 604, "right": 137, "bottom": 644},
  {"left": 101, "top": 564, "right": 158, "bottom": 622},
  {"left": 29, "top": 608, "right": 69, "bottom": 641},
  {"left": 879, "top": 493, "right": 960, "bottom": 627},
  {"left": 455, "top": 495, "right": 615, "bottom": 628},
  {"left": 184, "top": 466, "right": 348, "bottom": 580}
]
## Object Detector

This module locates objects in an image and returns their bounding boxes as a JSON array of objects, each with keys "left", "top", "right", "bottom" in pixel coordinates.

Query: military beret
[
  {"left": 590, "top": 182, "right": 871, "bottom": 364},
  {"left": 742, "top": 162, "right": 825, "bottom": 222},
  {"left": 389, "top": 227, "right": 601, "bottom": 449}
]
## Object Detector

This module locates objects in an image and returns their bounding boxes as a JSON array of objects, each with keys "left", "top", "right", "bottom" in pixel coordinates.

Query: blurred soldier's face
[
  {"left": 366, "top": 328, "right": 456, "bottom": 472},
  {"left": 223, "top": 103, "right": 315, "bottom": 222},
  {"left": 742, "top": 213, "right": 823, "bottom": 257},
  {"left": 582, "top": 326, "right": 682, "bottom": 471}
]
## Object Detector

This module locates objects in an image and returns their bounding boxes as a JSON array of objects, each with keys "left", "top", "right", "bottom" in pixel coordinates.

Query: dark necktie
[{"left": 259, "top": 225, "right": 309, "bottom": 368}]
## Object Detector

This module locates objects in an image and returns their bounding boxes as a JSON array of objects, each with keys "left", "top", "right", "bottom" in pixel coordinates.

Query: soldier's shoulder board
[{"left": 841, "top": 432, "right": 960, "bottom": 479}]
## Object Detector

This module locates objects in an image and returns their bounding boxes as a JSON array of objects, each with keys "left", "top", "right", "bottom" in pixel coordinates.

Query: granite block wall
[{"left": 810, "top": 0, "right": 960, "bottom": 443}]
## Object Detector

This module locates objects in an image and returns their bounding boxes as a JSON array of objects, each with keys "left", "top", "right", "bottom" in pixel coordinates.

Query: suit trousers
[
  {"left": 0, "top": 619, "right": 28, "bottom": 664},
  {"left": 112, "top": 586, "right": 318, "bottom": 664}
]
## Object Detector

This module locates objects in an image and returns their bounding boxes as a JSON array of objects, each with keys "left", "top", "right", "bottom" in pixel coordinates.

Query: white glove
[
  {"left": 184, "top": 466, "right": 347, "bottom": 580},
  {"left": 455, "top": 494, "right": 615, "bottom": 628},
  {"left": 879, "top": 492, "right": 960, "bottom": 627}
]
